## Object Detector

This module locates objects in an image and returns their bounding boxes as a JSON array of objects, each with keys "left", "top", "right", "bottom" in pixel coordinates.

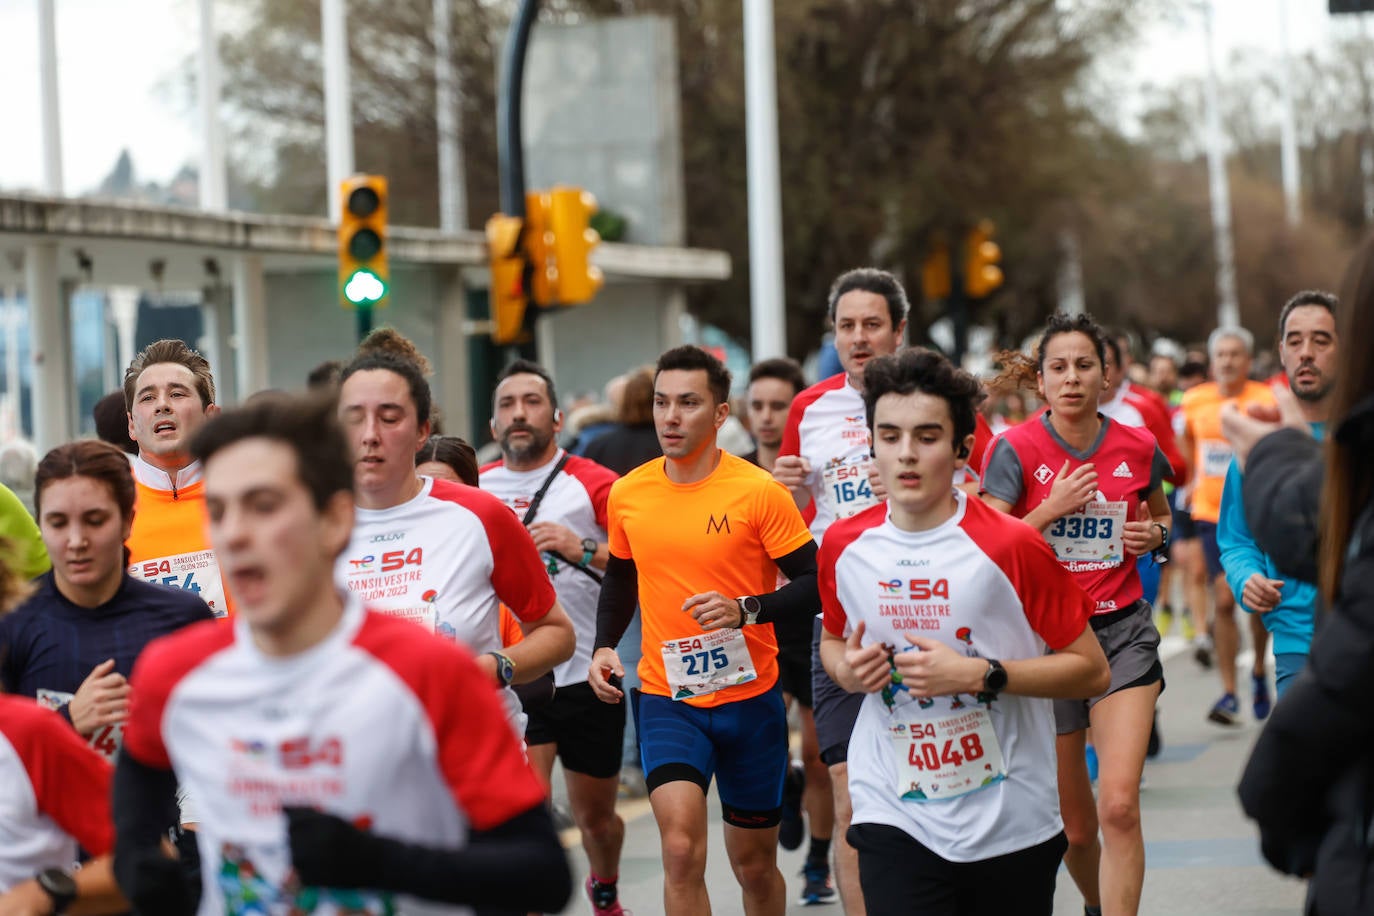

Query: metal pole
[
  {"left": 1277, "top": 0, "right": 1301, "bottom": 227},
  {"left": 27, "top": 242, "right": 71, "bottom": 452},
  {"left": 4, "top": 285, "right": 21, "bottom": 439},
  {"left": 497, "top": 0, "right": 539, "bottom": 217},
  {"left": 434, "top": 0, "right": 468, "bottom": 231},
  {"left": 198, "top": 0, "right": 228, "bottom": 211},
  {"left": 38, "top": 0, "right": 64, "bottom": 196},
  {"left": 322, "top": 0, "right": 355, "bottom": 223},
  {"left": 1203, "top": 0, "right": 1240, "bottom": 329},
  {"left": 743, "top": 0, "right": 787, "bottom": 360}
]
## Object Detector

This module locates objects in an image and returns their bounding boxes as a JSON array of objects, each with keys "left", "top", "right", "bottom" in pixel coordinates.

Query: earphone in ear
[
  {"left": 554, "top": 408, "right": 563, "bottom": 423},
  {"left": 957, "top": 445, "right": 970, "bottom": 459}
]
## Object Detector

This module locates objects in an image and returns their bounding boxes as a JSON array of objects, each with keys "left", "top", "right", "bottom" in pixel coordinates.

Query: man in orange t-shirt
[
  {"left": 123, "top": 340, "right": 234, "bottom": 620},
  {"left": 589, "top": 346, "right": 817, "bottom": 916},
  {"left": 1179, "top": 327, "right": 1275, "bottom": 726}
]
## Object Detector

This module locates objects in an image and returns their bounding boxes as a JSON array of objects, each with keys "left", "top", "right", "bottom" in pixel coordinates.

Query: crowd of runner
[{"left": 0, "top": 261, "right": 1352, "bottom": 916}]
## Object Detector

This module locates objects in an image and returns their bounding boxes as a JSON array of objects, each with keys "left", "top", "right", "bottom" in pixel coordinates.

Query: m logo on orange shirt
[{"left": 706, "top": 513, "right": 732, "bottom": 535}]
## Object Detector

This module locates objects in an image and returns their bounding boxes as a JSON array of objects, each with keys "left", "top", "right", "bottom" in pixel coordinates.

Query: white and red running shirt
[
  {"left": 480, "top": 450, "right": 617, "bottom": 688},
  {"left": 782, "top": 374, "right": 993, "bottom": 544},
  {"left": 819, "top": 492, "right": 1093, "bottom": 862},
  {"left": 0, "top": 695, "right": 114, "bottom": 891},
  {"left": 336, "top": 477, "right": 556, "bottom": 728},
  {"left": 981, "top": 415, "right": 1169, "bottom": 615},
  {"left": 122, "top": 598, "right": 548, "bottom": 916}
]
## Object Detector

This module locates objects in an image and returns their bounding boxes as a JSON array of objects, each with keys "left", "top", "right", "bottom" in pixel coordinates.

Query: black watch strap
[{"left": 36, "top": 869, "right": 77, "bottom": 915}]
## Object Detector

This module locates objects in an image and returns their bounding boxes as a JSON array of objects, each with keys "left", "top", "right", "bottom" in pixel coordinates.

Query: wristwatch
[
  {"left": 734, "top": 595, "right": 762, "bottom": 627},
  {"left": 578, "top": 537, "right": 598, "bottom": 568},
  {"left": 983, "top": 659, "right": 1009, "bottom": 696},
  {"left": 486, "top": 651, "right": 516, "bottom": 688},
  {"left": 1151, "top": 522, "right": 1171, "bottom": 563},
  {"left": 35, "top": 868, "right": 77, "bottom": 916}
]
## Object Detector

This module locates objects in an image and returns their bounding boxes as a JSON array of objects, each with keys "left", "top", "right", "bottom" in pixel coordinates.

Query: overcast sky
[{"left": 0, "top": 0, "right": 1348, "bottom": 202}]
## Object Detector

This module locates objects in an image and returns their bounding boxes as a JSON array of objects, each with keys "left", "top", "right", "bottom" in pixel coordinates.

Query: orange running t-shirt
[
  {"left": 127, "top": 480, "right": 235, "bottom": 620},
  {"left": 606, "top": 452, "right": 814, "bottom": 708},
  {"left": 1180, "top": 380, "right": 1275, "bottom": 524}
]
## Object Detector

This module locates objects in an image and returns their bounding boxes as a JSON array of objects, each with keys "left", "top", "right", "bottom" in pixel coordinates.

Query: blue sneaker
[
  {"left": 1085, "top": 743, "right": 1099, "bottom": 782},
  {"left": 1253, "top": 674, "right": 1272, "bottom": 721},
  {"left": 1208, "top": 692, "right": 1240, "bottom": 726},
  {"left": 798, "top": 862, "right": 836, "bottom": 906}
]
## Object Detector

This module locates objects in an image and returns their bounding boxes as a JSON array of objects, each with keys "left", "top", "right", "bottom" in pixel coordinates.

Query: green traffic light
[{"left": 343, "top": 268, "right": 388, "bottom": 305}]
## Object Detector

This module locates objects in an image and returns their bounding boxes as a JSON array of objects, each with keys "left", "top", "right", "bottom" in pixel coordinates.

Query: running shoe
[
  {"left": 1181, "top": 615, "right": 1197, "bottom": 642},
  {"left": 1192, "top": 635, "right": 1213, "bottom": 669},
  {"left": 1208, "top": 692, "right": 1240, "bottom": 726},
  {"left": 1155, "top": 605, "right": 1174, "bottom": 636},
  {"left": 586, "top": 876, "right": 629, "bottom": 916},
  {"left": 1085, "top": 743, "right": 1099, "bottom": 782},
  {"left": 779, "top": 761, "right": 806, "bottom": 851},
  {"left": 1253, "top": 674, "right": 1272, "bottom": 721},
  {"left": 798, "top": 862, "right": 837, "bottom": 906}
]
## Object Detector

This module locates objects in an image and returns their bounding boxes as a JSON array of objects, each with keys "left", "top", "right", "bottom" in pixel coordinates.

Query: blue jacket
[{"left": 1217, "top": 422, "right": 1324, "bottom": 657}]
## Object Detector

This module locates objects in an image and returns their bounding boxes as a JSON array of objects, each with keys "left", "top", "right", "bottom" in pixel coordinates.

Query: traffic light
[
  {"left": 547, "top": 186, "right": 603, "bottom": 305},
  {"left": 338, "top": 175, "right": 389, "bottom": 308},
  {"left": 963, "top": 220, "right": 1003, "bottom": 299},
  {"left": 525, "top": 191, "right": 556, "bottom": 307},
  {"left": 486, "top": 214, "right": 529, "bottom": 345},
  {"left": 921, "top": 239, "right": 951, "bottom": 301}
]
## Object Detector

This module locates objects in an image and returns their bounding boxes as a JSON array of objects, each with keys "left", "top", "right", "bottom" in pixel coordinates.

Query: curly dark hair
[{"left": 862, "top": 347, "right": 983, "bottom": 458}]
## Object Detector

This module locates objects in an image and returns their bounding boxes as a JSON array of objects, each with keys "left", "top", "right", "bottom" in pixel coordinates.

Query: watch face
[
  {"left": 581, "top": 538, "right": 598, "bottom": 553},
  {"left": 38, "top": 869, "right": 77, "bottom": 903},
  {"left": 986, "top": 663, "right": 1008, "bottom": 691}
]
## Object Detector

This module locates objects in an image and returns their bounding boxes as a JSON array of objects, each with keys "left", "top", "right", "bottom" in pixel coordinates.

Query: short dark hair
[
  {"left": 494, "top": 359, "right": 559, "bottom": 411},
  {"left": 416, "top": 435, "right": 479, "bottom": 487},
  {"left": 826, "top": 268, "right": 910, "bottom": 329},
  {"left": 307, "top": 360, "right": 344, "bottom": 391},
  {"left": 190, "top": 393, "right": 354, "bottom": 510},
  {"left": 862, "top": 348, "right": 982, "bottom": 459},
  {"left": 1178, "top": 360, "right": 1208, "bottom": 381},
  {"left": 340, "top": 352, "right": 433, "bottom": 425},
  {"left": 1278, "top": 289, "right": 1338, "bottom": 340},
  {"left": 655, "top": 346, "right": 732, "bottom": 406},
  {"left": 34, "top": 440, "right": 137, "bottom": 522},
  {"left": 124, "top": 339, "right": 215, "bottom": 410},
  {"left": 747, "top": 358, "right": 806, "bottom": 397},
  {"left": 92, "top": 390, "right": 136, "bottom": 454}
]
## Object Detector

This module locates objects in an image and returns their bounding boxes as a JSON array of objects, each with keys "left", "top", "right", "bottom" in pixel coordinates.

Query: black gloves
[{"left": 283, "top": 806, "right": 388, "bottom": 890}]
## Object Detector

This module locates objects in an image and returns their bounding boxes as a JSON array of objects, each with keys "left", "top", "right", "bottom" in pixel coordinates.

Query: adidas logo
[
  {"left": 1034, "top": 464, "right": 1055, "bottom": 485},
  {"left": 1112, "top": 461, "right": 1132, "bottom": 478}
]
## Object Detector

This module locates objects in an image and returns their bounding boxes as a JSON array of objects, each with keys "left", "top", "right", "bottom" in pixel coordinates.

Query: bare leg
[
  {"left": 650, "top": 781, "right": 712, "bottom": 916},
  {"left": 1057, "top": 729, "right": 1102, "bottom": 909},
  {"left": 723, "top": 822, "right": 786, "bottom": 916},
  {"left": 1090, "top": 684, "right": 1160, "bottom": 916},
  {"left": 1213, "top": 574, "right": 1238, "bottom": 695},
  {"left": 828, "top": 762, "right": 866, "bottom": 915}
]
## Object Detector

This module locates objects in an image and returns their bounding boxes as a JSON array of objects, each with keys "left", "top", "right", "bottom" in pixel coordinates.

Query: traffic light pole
[
  {"left": 497, "top": 0, "right": 539, "bottom": 219},
  {"left": 357, "top": 304, "right": 373, "bottom": 340},
  {"left": 949, "top": 249, "right": 968, "bottom": 367}
]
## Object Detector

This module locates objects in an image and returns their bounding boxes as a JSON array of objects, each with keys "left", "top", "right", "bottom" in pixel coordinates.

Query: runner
[
  {"left": 819, "top": 346, "right": 1108, "bottom": 916},
  {"left": 479, "top": 359, "right": 628, "bottom": 916},
  {"left": 1178, "top": 328, "right": 1276, "bottom": 725},
  {"left": 982, "top": 312, "right": 1172, "bottom": 916},
  {"left": 333, "top": 337, "right": 575, "bottom": 734},
  {"left": 0, "top": 481, "right": 50, "bottom": 580},
  {"left": 123, "top": 339, "right": 234, "bottom": 619},
  {"left": 111, "top": 393, "right": 572, "bottom": 916},
  {"left": 0, "top": 440, "right": 213, "bottom": 761},
  {"left": 414, "top": 436, "right": 478, "bottom": 486},
  {"left": 1219, "top": 291, "right": 1339, "bottom": 696},
  {"left": 588, "top": 345, "right": 819, "bottom": 916},
  {"left": 773, "top": 267, "right": 910, "bottom": 913}
]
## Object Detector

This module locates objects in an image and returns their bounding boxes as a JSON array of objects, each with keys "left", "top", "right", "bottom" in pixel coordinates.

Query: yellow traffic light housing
[
  {"left": 922, "top": 239, "right": 952, "bottom": 301},
  {"left": 547, "top": 186, "right": 603, "bottom": 305},
  {"left": 486, "top": 214, "right": 529, "bottom": 345},
  {"left": 338, "top": 175, "right": 390, "bottom": 308},
  {"left": 963, "top": 220, "right": 1004, "bottom": 300},
  {"left": 525, "top": 191, "right": 557, "bottom": 307}
]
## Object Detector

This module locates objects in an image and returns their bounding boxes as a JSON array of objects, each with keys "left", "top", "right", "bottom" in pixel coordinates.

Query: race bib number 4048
[{"left": 889, "top": 707, "right": 1006, "bottom": 803}]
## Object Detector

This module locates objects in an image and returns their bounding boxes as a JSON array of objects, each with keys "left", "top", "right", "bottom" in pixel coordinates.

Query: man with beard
[
  {"left": 1219, "top": 291, "right": 1339, "bottom": 696},
  {"left": 479, "top": 360, "right": 629, "bottom": 916}
]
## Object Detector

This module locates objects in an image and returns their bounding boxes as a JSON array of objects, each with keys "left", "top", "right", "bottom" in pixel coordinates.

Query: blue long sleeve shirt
[{"left": 1217, "top": 422, "right": 1324, "bottom": 657}]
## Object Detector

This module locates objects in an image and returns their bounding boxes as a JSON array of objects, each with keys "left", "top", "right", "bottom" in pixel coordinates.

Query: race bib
[
  {"left": 661, "top": 628, "right": 757, "bottom": 700},
  {"left": 889, "top": 706, "right": 1006, "bottom": 803},
  {"left": 37, "top": 689, "right": 123, "bottom": 759},
  {"left": 130, "top": 549, "right": 227, "bottom": 618},
  {"left": 1046, "top": 499, "right": 1127, "bottom": 565},
  {"left": 1201, "top": 441, "right": 1233, "bottom": 479},
  {"left": 822, "top": 455, "right": 880, "bottom": 519}
]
